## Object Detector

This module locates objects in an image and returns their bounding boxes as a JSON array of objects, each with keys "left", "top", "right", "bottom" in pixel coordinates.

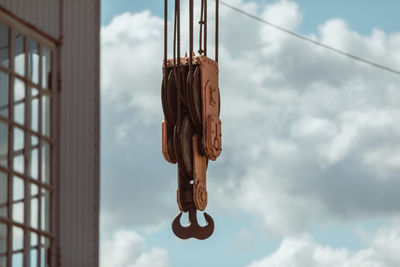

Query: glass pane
[
  {"left": 31, "top": 148, "right": 39, "bottom": 180},
  {"left": 12, "top": 227, "right": 23, "bottom": 250},
  {"left": 42, "top": 48, "right": 51, "bottom": 89},
  {"left": 0, "top": 172, "right": 7, "bottom": 218},
  {"left": 40, "top": 247, "right": 45, "bottom": 267},
  {"left": 13, "top": 154, "right": 24, "bottom": 174},
  {"left": 32, "top": 88, "right": 39, "bottom": 98},
  {"left": 31, "top": 183, "right": 38, "bottom": 196},
  {"left": 42, "top": 142, "right": 50, "bottom": 184},
  {"left": 13, "top": 127, "right": 24, "bottom": 152},
  {"left": 14, "top": 103, "right": 24, "bottom": 125},
  {"left": 31, "top": 135, "right": 38, "bottom": 147},
  {"left": 14, "top": 78, "right": 25, "bottom": 102},
  {"left": 0, "top": 72, "right": 8, "bottom": 118},
  {"left": 13, "top": 176, "right": 24, "bottom": 201},
  {"left": 12, "top": 253, "right": 23, "bottom": 267},
  {"left": 12, "top": 202, "right": 24, "bottom": 223},
  {"left": 0, "top": 23, "right": 9, "bottom": 68},
  {"left": 12, "top": 176, "right": 24, "bottom": 223},
  {"left": 0, "top": 223, "right": 6, "bottom": 254},
  {"left": 31, "top": 196, "right": 38, "bottom": 229},
  {"left": 42, "top": 95, "right": 50, "bottom": 137},
  {"left": 31, "top": 185, "right": 39, "bottom": 229},
  {"left": 28, "top": 39, "right": 39, "bottom": 84},
  {"left": 13, "top": 128, "right": 24, "bottom": 173},
  {"left": 14, "top": 32, "right": 25, "bottom": 77},
  {"left": 0, "top": 122, "right": 7, "bottom": 168},
  {"left": 30, "top": 248, "right": 38, "bottom": 267},
  {"left": 31, "top": 91, "right": 39, "bottom": 132},
  {"left": 41, "top": 190, "right": 49, "bottom": 232},
  {"left": 40, "top": 237, "right": 50, "bottom": 267},
  {"left": 12, "top": 202, "right": 23, "bottom": 223},
  {"left": 31, "top": 232, "right": 38, "bottom": 247}
]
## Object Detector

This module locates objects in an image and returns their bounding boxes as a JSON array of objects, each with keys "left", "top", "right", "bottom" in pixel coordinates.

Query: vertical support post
[
  {"left": 49, "top": 43, "right": 57, "bottom": 267},
  {"left": 7, "top": 26, "right": 14, "bottom": 267},
  {"left": 54, "top": 1, "right": 64, "bottom": 265},
  {"left": 23, "top": 33, "right": 30, "bottom": 267},
  {"left": 37, "top": 44, "right": 43, "bottom": 267}
]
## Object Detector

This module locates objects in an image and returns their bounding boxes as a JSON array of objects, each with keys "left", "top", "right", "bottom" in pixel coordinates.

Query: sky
[{"left": 99, "top": 1, "right": 400, "bottom": 266}]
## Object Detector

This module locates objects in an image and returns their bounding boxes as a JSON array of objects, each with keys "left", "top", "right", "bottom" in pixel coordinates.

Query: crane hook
[{"left": 172, "top": 208, "right": 214, "bottom": 240}]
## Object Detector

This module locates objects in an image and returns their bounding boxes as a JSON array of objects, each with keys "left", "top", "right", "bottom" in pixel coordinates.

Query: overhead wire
[{"left": 219, "top": 0, "right": 400, "bottom": 76}]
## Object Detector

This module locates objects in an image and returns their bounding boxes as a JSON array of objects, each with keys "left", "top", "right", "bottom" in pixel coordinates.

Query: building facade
[{"left": 0, "top": 1, "right": 100, "bottom": 266}]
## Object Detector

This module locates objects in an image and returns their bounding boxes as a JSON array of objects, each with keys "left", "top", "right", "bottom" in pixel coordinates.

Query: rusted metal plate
[
  {"left": 162, "top": 120, "right": 176, "bottom": 164},
  {"left": 192, "top": 134, "right": 207, "bottom": 211},
  {"left": 206, "top": 115, "right": 222, "bottom": 161},
  {"left": 199, "top": 56, "right": 222, "bottom": 161}
]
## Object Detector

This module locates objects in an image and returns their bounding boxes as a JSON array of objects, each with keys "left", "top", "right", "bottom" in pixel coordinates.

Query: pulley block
[{"left": 162, "top": 0, "right": 220, "bottom": 240}]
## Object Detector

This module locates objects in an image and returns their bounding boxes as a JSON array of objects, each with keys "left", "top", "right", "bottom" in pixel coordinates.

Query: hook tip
[{"left": 171, "top": 211, "right": 215, "bottom": 240}]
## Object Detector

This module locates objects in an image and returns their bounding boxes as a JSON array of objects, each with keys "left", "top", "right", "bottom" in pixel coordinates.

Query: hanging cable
[
  {"left": 219, "top": 0, "right": 400, "bottom": 76},
  {"left": 199, "top": 0, "right": 205, "bottom": 55},
  {"left": 164, "top": 0, "right": 168, "bottom": 68},
  {"left": 189, "top": 0, "right": 194, "bottom": 80},
  {"left": 164, "top": 0, "right": 168, "bottom": 86},
  {"left": 216, "top": 0, "right": 219, "bottom": 62},
  {"left": 205, "top": 0, "right": 208, "bottom": 56},
  {"left": 173, "top": 1, "right": 177, "bottom": 67},
  {"left": 177, "top": 0, "right": 181, "bottom": 66},
  {"left": 199, "top": 0, "right": 209, "bottom": 56}
]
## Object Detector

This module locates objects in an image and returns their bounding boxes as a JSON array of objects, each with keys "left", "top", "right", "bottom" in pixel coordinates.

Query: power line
[{"left": 219, "top": 1, "right": 400, "bottom": 76}]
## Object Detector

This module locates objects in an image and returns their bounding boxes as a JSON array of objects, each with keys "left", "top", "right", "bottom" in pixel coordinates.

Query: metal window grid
[{"left": 0, "top": 13, "right": 57, "bottom": 267}]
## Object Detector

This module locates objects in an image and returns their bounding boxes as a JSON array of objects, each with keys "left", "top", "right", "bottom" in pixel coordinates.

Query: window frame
[{"left": 0, "top": 9, "right": 58, "bottom": 267}]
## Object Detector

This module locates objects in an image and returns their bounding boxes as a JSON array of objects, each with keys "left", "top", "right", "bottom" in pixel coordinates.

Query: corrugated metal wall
[
  {"left": 0, "top": 1, "right": 100, "bottom": 266},
  {"left": 59, "top": 0, "right": 100, "bottom": 266},
  {"left": 0, "top": 0, "right": 60, "bottom": 38}
]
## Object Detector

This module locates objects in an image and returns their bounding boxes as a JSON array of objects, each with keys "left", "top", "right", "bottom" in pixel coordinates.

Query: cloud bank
[
  {"left": 100, "top": 230, "right": 170, "bottom": 267},
  {"left": 100, "top": 0, "right": 400, "bottom": 240},
  {"left": 248, "top": 225, "right": 400, "bottom": 267}
]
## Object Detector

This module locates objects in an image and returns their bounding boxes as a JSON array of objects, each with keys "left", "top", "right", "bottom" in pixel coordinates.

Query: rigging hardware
[{"left": 162, "top": 0, "right": 221, "bottom": 240}]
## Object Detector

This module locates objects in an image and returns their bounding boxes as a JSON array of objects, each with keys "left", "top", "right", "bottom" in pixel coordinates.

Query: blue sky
[
  {"left": 101, "top": 0, "right": 400, "bottom": 34},
  {"left": 100, "top": 1, "right": 400, "bottom": 266}
]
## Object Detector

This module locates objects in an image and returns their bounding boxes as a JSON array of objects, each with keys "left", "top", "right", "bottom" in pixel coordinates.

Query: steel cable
[{"left": 219, "top": 0, "right": 400, "bottom": 76}]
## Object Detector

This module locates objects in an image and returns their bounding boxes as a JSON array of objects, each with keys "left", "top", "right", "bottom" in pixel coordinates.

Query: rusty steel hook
[{"left": 172, "top": 208, "right": 214, "bottom": 240}]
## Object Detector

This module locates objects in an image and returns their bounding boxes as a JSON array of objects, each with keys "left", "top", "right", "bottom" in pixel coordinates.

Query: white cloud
[
  {"left": 247, "top": 236, "right": 381, "bottom": 267},
  {"left": 100, "top": 0, "right": 400, "bottom": 235},
  {"left": 248, "top": 225, "right": 400, "bottom": 267},
  {"left": 208, "top": 0, "right": 400, "bottom": 234},
  {"left": 261, "top": 0, "right": 302, "bottom": 45},
  {"left": 100, "top": 230, "right": 170, "bottom": 267},
  {"left": 101, "top": 10, "right": 176, "bottom": 229},
  {"left": 369, "top": 225, "right": 400, "bottom": 265},
  {"left": 101, "top": 10, "right": 164, "bottom": 118}
]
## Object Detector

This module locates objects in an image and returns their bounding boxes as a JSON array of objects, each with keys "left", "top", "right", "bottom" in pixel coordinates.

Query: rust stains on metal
[{"left": 162, "top": 0, "right": 221, "bottom": 240}]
